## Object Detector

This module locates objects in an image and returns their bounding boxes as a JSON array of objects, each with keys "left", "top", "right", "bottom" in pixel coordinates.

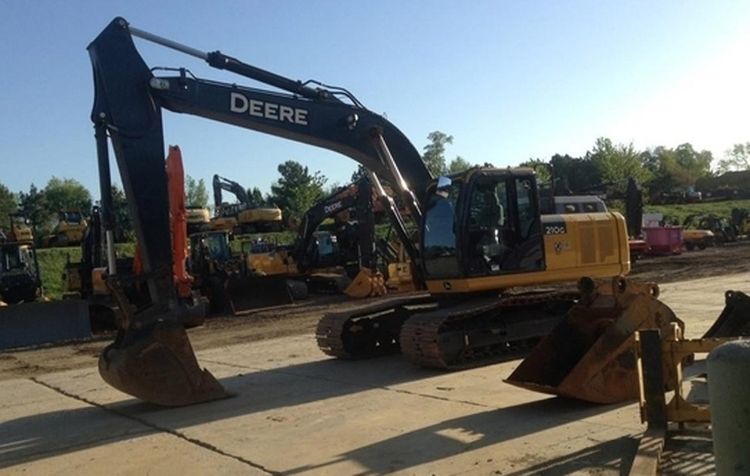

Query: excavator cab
[{"left": 422, "top": 170, "right": 545, "bottom": 291}]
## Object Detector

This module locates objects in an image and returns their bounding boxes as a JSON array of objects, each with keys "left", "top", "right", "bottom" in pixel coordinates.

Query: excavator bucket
[
  {"left": 505, "top": 277, "right": 684, "bottom": 404},
  {"left": 703, "top": 290, "right": 750, "bottom": 338},
  {"left": 344, "top": 269, "right": 387, "bottom": 298},
  {"left": 225, "top": 275, "right": 294, "bottom": 313},
  {"left": 99, "top": 318, "right": 228, "bottom": 406}
]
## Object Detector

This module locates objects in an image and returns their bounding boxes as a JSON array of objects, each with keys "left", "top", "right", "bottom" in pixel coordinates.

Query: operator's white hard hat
[{"left": 436, "top": 176, "right": 452, "bottom": 190}]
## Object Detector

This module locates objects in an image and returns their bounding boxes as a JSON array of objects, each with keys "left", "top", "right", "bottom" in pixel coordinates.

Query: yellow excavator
[
  {"left": 211, "top": 174, "right": 283, "bottom": 234},
  {"left": 43, "top": 210, "right": 88, "bottom": 247},
  {"left": 8, "top": 213, "right": 33, "bottom": 243},
  {"left": 87, "top": 18, "right": 691, "bottom": 407}
]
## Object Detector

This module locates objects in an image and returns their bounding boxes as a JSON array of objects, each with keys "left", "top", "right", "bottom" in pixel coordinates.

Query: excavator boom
[{"left": 88, "top": 17, "right": 429, "bottom": 405}]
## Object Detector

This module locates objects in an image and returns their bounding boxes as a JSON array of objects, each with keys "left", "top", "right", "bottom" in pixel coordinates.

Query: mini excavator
[{"left": 89, "top": 18, "right": 689, "bottom": 406}]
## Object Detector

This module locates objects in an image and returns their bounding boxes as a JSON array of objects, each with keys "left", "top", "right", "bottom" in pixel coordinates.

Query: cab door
[{"left": 464, "top": 173, "right": 544, "bottom": 276}]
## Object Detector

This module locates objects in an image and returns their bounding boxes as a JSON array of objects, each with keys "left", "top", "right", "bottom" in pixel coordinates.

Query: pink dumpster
[{"left": 643, "top": 226, "right": 683, "bottom": 255}]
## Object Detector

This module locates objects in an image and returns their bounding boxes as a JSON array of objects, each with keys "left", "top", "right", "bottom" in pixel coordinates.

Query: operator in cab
[{"left": 423, "top": 176, "right": 459, "bottom": 276}]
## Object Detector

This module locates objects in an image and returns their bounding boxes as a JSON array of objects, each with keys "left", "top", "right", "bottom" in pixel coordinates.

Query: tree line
[
  {"left": 3, "top": 135, "right": 748, "bottom": 242},
  {"left": 420, "top": 131, "right": 750, "bottom": 201}
]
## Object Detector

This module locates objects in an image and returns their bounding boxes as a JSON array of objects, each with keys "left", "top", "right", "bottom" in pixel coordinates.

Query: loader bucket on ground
[
  {"left": 306, "top": 273, "right": 351, "bottom": 294},
  {"left": 703, "top": 290, "right": 750, "bottom": 338},
  {"left": 505, "top": 277, "right": 683, "bottom": 404},
  {"left": 0, "top": 300, "right": 91, "bottom": 350},
  {"left": 225, "top": 275, "right": 293, "bottom": 313},
  {"left": 99, "top": 319, "right": 228, "bottom": 406},
  {"left": 344, "top": 269, "right": 387, "bottom": 298}
]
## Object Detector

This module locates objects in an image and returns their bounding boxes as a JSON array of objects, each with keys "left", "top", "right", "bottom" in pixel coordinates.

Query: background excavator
[
  {"left": 0, "top": 219, "right": 42, "bottom": 305},
  {"left": 43, "top": 210, "right": 88, "bottom": 247},
  {"left": 88, "top": 18, "right": 689, "bottom": 407},
  {"left": 211, "top": 174, "right": 283, "bottom": 234},
  {"left": 8, "top": 212, "right": 34, "bottom": 243},
  {"left": 1, "top": 216, "right": 91, "bottom": 350}
]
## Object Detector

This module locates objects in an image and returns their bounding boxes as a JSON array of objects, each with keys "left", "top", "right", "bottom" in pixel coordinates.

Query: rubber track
[{"left": 400, "top": 290, "right": 580, "bottom": 369}]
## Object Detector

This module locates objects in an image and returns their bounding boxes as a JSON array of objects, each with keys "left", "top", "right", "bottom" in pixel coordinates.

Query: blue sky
[{"left": 1, "top": 1, "right": 748, "bottom": 199}]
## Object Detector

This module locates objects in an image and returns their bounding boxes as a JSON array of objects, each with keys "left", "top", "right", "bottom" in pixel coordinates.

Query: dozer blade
[
  {"left": 0, "top": 299, "right": 91, "bottom": 350},
  {"left": 99, "top": 319, "right": 228, "bottom": 406},
  {"left": 225, "top": 275, "right": 293, "bottom": 313},
  {"left": 703, "top": 290, "right": 750, "bottom": 338},
  {"left": 505, "top": 277, "right": 683, "bottom": 404},
  {"left": 344, "top": 269, "right": 387, "bottom": 298}
]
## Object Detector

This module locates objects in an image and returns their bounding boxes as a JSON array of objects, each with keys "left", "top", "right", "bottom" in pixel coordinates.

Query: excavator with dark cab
[{"left": 88, "top": 18, "right": 698, "bottom": 407}]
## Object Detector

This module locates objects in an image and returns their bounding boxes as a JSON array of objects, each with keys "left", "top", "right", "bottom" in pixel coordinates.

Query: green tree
[
  {"left": 44, "top": 177, "right": 92, "bottom": 216},
  {"left": 246, "top": 187, "right": 267, "bottom": 207},
  {"left": 645, "top": 143, "right": 712, "bottom": 192},
  {"left": 586, "top": 138, "right": 651, "bottom": 193},
  {"left": 718, "top": 142, "right": 750, "bottom": 173},
  {"left": 351, "top": 165, "right": 368, "bottom": 183},
  {"left": 518, "top": 158, "right": 552, "bottom": 185},
  {"left": 549, "top": 154, "right": 600, "bottom": 194},
  {"left": 0, "top": 182, "right": 17, "bottom": 226},
  {"left": 447, "top": 156, "right": 473, "bottom": 174},
  {"left": 18, "top": 184, "right": 51, "bottom": 234},
  {"left": 270, "top": 160, "right": 327, "bottom": 220},
  {"left": 422, "top": 131, "right": 453, "bottom": 176},
  {"left": 110, "top": 185, "right": 134, "bottom": 242},
  {"left": 185, "top": 175, "right": 209, "bottom": 207}
]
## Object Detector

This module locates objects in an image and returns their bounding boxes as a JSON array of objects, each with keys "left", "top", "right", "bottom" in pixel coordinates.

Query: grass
[
  {"left": 36, "top": 243, "right": 135, "bottom": 300},
  {"left": 643, "top": 199, "right": 750, "bottom": 225}
]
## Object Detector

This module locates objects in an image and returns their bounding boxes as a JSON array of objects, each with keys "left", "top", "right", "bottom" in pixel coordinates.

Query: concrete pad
[
  {"left": 658, "top": 272, "right": 748, "bottom": 337},
  {"left": 2, "top": 273, "right": 743, "bottom": 475},
  {"left": 0, "top": 379, "right": 262, "bottom": 475}
]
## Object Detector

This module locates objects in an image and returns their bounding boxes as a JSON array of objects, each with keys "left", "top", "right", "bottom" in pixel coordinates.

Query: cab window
[{"left": 423, "top": 181, "right": 461, "bottom": 278}]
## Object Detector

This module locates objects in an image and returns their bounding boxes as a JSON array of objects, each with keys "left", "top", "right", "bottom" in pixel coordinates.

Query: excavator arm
[
  {"left": 294, "top": 178, "right": 375, "bottom": 273},
  {"left": 212, "top": 174, "right": 249, "bottom": 212},
  {"left": 88, "top": 17, "right": 430, "bottom": 406}
]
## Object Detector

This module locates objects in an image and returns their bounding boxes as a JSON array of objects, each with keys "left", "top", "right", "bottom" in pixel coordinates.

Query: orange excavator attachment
[
  {"left": 344, "top": 268, "right": 387, "bottom": 298},
  {"left": 165, "top": 147, "right": 194, "bottom": 299},
  {"left": 98, "top": 146, "right": 227, "bottom": 406},
  {"left": 505, "top": 277, "right": 684, "bottom": 404}
]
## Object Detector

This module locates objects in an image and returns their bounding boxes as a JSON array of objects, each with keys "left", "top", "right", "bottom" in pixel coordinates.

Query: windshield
[
  {"left": 1, "top": 246, "right": 23, "bottom": 272},
  {"left": 64, "top": 211, "right": 83, "bottom": 223},
  {"left": 204, "top": 234, "right": 231, "bottom": 260},
  {"left": 423, "top": 181, "right": 461, "bottom": 278}
]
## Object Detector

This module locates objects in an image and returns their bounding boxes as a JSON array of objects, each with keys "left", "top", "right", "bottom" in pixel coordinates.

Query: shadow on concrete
[
  {"left": 0, "top": 353, "right": 629, "bottom": 473},
  {"left": 279, "top": 398, "right": 632, "bottom": 475},
  {"left": 0, "top": 355, "right": 435, "bottom": 469},
  {"left": 660, "top": 429, "right": 714, "bottom": 476}
]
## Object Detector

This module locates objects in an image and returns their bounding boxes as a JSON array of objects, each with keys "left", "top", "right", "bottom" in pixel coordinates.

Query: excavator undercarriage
[{"left": 317, "top": 289, "right": 579, "bottom": 369}]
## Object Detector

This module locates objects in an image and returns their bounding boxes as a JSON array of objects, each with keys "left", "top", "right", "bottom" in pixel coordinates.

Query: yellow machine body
[
  {"left": 186, "top": 207, "right": 210, "bottom": 228},
  {"left": 238, "top": 207, "right": 283, "bottom": 225},
  {"left": 210, "top": 216, "right": 237, "bottom": 232},
  {"left": 426, "top": 212, "right": 630, "bottom": 295},
  {"left": 55, "top": 219, "right": 88, "bottom": 244},
  {"left": 10, "top": 222, "right": 34, "bottom": 243},
  {"left": 246, "top": 248, "right": 297, "bottom": 276}
]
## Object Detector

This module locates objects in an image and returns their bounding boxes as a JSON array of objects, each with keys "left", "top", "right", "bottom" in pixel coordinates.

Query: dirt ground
[{"left": 1, "top": 241, "right": 748, "bottom": 382}]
